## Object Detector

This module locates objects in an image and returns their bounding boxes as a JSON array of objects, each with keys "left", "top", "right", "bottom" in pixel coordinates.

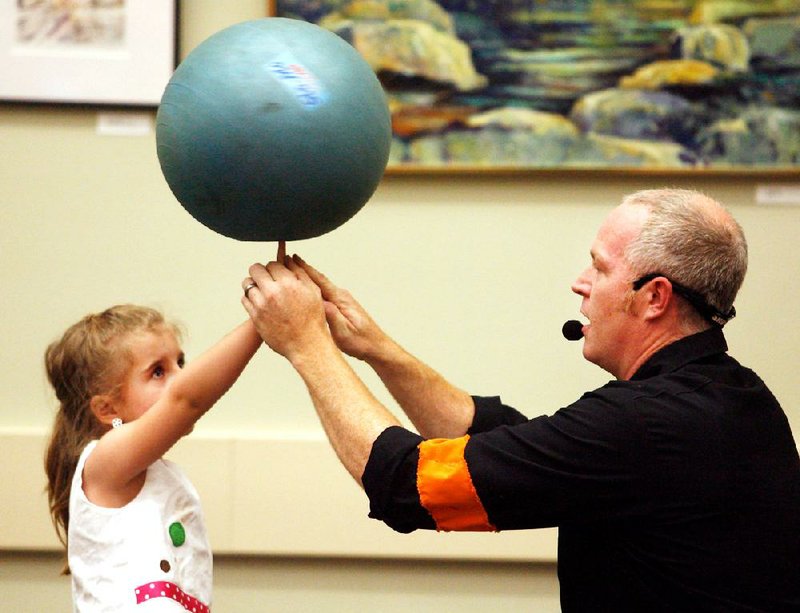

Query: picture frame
[
  {"left": 1, "top": 1, "right": 178, "bottom": 107},
  {"left": 267, "top": 1, "right": 800, "bottom": 175}
]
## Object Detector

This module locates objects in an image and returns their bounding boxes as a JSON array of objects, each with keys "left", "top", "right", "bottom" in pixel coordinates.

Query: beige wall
[
  {"left": 1, "top": 551, "right": 562, "bottom": 612},
  {"left": 2, "top": 1, "right": 799, "bottom": 610}
]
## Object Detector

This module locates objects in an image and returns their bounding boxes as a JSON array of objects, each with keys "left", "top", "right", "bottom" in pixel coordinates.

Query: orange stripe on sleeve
[{"left": 417, "top": 435, "right": 496, "bottom": 532}]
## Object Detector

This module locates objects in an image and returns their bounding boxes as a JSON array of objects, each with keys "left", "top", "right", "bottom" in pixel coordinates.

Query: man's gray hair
[{"left": 622, "top": 189, "right": 748, "bottom": 326}]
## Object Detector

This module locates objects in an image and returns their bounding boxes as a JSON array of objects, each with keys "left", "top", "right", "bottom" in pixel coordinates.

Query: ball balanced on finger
[{"left": 156, "top": 18, "right": 392, "bottom": 241}]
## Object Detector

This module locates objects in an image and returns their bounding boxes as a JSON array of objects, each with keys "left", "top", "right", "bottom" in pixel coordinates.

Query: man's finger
[{"left": 293, "top": 255, "right": 336, "bottom": 296}]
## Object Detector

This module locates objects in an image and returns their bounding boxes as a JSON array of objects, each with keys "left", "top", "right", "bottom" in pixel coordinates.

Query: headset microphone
[{"left": 562, "top": 320, "right": 584, "bottom": 341}]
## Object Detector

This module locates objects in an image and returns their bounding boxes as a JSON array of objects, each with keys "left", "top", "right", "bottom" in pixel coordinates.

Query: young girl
[{"left": 44, "top": 304, "right": 262, "bottom": 612}]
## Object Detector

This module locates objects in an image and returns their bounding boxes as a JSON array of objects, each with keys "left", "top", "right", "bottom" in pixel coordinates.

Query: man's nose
[{"left": 571, "top": 268, "right": 592, "bottom": 296}]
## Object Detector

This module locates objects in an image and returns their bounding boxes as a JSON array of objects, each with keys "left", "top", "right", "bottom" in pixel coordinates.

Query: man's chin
[{"left": 581, "top": 340, "right": 602, "bottom": 368}]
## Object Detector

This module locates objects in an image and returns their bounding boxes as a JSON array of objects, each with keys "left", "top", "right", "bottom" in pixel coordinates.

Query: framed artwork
[
  {"left": 1, "top": 1, "right": 178, "bottom": 107},
  {"left": 267, "top": 0, "right": 800, "bottom": 175}
]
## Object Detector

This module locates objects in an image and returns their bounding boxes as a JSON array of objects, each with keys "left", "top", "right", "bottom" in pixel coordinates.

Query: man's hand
[
  {"left": 242, "top": 256, "right": 331, "bottom": 362},
  {"left": 292, "top": 255, "right": 392, "bottom": 362}
]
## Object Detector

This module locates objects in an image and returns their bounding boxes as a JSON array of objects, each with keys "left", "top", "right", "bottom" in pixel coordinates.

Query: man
[{"left": 242, "top": 189, "right": 800, "bottom": 611}]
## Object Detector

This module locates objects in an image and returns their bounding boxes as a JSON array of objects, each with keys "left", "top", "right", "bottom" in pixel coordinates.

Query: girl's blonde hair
[{"left": 43, "top": 304, "right": 181, "bottom": 573}]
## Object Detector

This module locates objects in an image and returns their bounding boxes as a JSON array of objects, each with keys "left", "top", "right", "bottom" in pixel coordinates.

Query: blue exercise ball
[{"left": 156, "top": 18, "right": 391, "bottom": 241}]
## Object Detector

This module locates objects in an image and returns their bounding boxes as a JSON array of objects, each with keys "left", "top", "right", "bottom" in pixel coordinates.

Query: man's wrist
[{"left": 362, "top": 335, "right": 405, "bottom": 370}]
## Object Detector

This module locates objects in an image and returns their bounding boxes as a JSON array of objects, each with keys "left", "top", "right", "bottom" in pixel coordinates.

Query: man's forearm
[
  {"left": 364, "top": 338, "right": 474, "bottom": 439},
  {"left": 289, "top": 339, "right": 401, "bottom": 486}
]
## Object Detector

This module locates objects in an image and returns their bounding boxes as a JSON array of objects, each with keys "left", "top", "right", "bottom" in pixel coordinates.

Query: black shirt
[{"left": 363, "top": 328, "right": 800, "bottom": 611}]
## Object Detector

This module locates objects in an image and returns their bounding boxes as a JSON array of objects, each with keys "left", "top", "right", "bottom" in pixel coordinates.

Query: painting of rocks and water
[{"left": 272, "top": 0, "right": 800, "bottom": 172}]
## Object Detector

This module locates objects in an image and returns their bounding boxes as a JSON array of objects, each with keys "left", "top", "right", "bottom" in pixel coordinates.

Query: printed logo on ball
[{"left": 268, "top": 60, "right": 328, "bottom": 109}]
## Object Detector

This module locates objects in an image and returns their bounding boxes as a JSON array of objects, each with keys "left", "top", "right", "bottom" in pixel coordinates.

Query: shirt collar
[{"left": 630, "top": 327, "right": 728, "bottom": 380}]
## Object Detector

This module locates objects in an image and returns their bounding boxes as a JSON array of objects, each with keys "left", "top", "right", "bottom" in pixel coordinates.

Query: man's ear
[
  {"left": 642, "top": 277, "right": 675, "bottom": 321},
  {"left": 89, "top": 394, "right": 120, "bottom": 427}
]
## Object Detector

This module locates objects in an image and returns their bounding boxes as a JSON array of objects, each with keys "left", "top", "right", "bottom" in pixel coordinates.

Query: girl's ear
[{"left": 89, "top": 394, "right": 120, "bottom": 427}]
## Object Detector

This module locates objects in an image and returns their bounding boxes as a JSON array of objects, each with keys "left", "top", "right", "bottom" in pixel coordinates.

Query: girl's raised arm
[{"left": 83, "top": 320, "right": 262, "bottom": 506}]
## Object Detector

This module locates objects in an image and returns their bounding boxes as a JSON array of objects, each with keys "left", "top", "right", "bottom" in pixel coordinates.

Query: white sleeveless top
[{"left": 68, "top": 441, "right": 213, "bottom": 612}]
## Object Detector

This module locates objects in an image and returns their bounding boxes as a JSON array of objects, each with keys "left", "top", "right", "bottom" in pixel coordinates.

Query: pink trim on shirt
[{"left": 135, "top": 580, "right": 209, "bottom": 612}]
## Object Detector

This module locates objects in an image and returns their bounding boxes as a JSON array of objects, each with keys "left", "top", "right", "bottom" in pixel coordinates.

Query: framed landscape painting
[{"left": 268, "top": 0, "right": 800, "bottom": 174}]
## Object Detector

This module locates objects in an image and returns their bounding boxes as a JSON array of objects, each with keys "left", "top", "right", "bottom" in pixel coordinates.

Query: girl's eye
[
  {"left": 153, "top": 365, "right": 165, "bottom": 378},
  {"left": 178, "top": 356, "right": 185, "bottom": 369}
]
